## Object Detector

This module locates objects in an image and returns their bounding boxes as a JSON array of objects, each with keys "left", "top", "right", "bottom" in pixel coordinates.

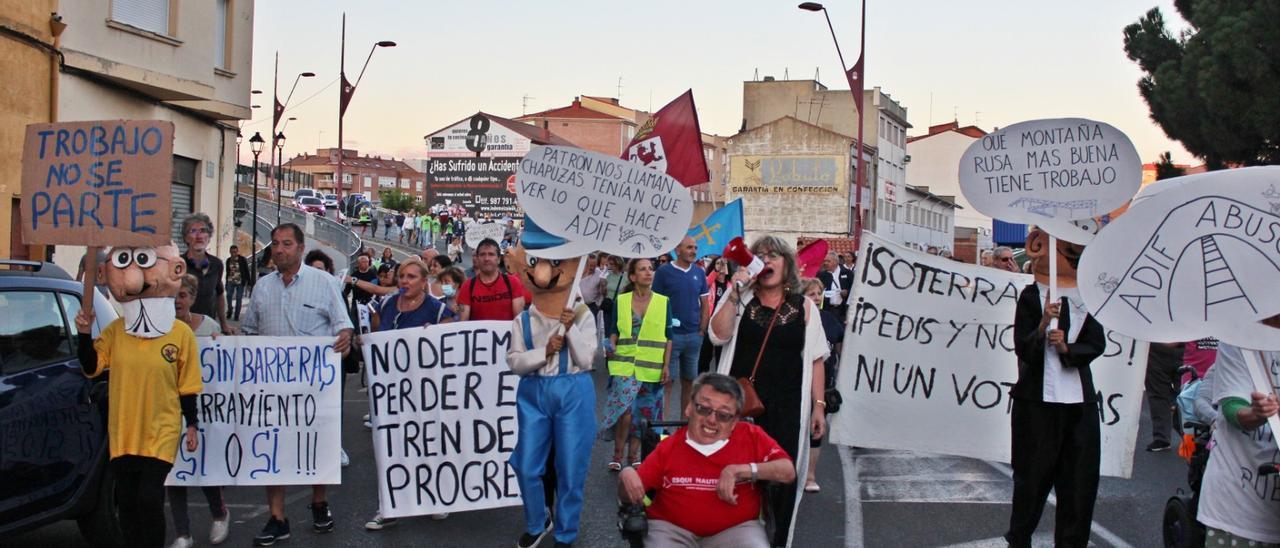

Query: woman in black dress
[{"left": 709, "top": 235, "right": 829, "bottom": 548}]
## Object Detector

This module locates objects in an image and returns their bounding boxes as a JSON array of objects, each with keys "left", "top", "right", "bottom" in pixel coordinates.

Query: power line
[{"left": 241, "top": 76, "right": 340, "bottom": 128}]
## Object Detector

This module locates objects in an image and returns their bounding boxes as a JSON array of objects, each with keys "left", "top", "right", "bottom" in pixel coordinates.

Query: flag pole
[
  {"left": 851, "top": 0, "right": 867, "bottom": 251},
  {"left": 336, "top": 14, "right": 346, "bottom": 206}
]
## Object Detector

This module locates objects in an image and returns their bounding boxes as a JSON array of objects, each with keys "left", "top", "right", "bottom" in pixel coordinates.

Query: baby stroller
[{"left": 1162, "top": 366, "right": 1212, "bottom": 548}]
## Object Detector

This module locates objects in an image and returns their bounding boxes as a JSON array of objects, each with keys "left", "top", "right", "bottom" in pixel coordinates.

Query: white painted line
[
  {"left": 986, "top": 462, "right": 1133, "bottom": 548},
  {"left": 839, "top": 445, "right": 863, "bottom": 548},
  {"left": 241, "top": 488, "right": 316, "bottom": 520}
]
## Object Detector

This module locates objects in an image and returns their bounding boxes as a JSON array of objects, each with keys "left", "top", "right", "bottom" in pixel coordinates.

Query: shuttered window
[
  {"left": 171, "top": 156, "right": 197, "bottom": 245},
  {"left": 112, "top": 0, "right": 170, "bottom": 35}
]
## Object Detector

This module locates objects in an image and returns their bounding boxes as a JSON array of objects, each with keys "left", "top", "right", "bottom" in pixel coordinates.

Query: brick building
[
  {"left": 515, "top": 98, "right": 637, "bottom": 157},
  {"left": 284, "top": 148, "right": 426, "bottom": 203}
]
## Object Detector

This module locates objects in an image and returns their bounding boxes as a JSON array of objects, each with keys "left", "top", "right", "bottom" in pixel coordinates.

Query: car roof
[{"left": 0, "top": 260, "right": 76, "bottom": 286}]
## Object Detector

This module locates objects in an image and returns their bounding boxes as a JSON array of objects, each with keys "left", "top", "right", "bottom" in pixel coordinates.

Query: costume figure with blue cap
[{"left": 506, "top": 217, "right": 598, "bottom": 548}]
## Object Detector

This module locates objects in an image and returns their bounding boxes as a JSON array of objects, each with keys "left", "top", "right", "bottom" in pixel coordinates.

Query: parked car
[
  {"left": 293, "top": 196, "right": 325, "bottom": 215},
  {"left": 321, "top": 193, "right": 339, "bottom": 209},
  {"left": 0, "top": 260, "right": 122, "bottom": 546}
]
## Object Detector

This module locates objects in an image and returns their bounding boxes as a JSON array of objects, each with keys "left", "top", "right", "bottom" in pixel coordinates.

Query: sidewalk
[{"left": 351, "top": 222, "right": 445, "bottom": 259}]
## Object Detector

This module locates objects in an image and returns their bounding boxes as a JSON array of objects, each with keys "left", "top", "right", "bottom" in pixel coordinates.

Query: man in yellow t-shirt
[{"left": 76, "top": 243, "right": 202, "bottom": 548}]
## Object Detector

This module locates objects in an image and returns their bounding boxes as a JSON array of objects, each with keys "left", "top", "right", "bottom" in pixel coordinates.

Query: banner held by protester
[
  {"left": 21, "top": 119, "right": 175, "bottom": 247},
  {"left": 166, "top": 336, "right": 343, "bottom": 486},
  {"left": 828, "top": 233, "right": 1148, "bottom": 478},
  {"left": 362, "top": 321, "right": 521, "bottom": 517}
]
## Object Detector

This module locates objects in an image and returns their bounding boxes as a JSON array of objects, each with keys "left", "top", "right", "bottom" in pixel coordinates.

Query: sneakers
[
  {"left": 515, "top": 514, "right": 554, "bottom": 548},
  {"left": 363, "top": 413, "right": 373, "bottom": 429},
  {"left": 1147, "top": 440, "right": 1172, "bottom": 452},
  {"left": 310, "top": 502, "right": 334, "bottom": 533},
  {"left": 364, "top": 513, "right": 399, "bottom": 530},
  {"left": 341, "top": 448, "right": 351, "bottom": 467},
  {"left": 169, "top": 536, "right": 194, "bottom": 548},
  {"left": 429, "top": 512, "right": 450, "bottom": 520},
  {"left": 209, "top": 507, "right": 230, "bottom": 544},
  {"left": 252, "top": 518, "right": 290, "bottom": 546}
]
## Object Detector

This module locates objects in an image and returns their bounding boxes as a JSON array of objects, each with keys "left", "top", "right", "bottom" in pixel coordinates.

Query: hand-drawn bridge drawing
[{"left": 1007, "top": 197, "right": 1098, "bottom": 219}]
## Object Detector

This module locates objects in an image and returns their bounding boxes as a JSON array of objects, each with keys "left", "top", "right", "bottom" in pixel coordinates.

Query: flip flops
[{"left": 608, "top": 457, "right": 623, "bottom": 472}]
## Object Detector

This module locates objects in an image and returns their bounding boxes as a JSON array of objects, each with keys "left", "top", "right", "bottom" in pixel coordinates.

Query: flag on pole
[
  {"left": 687, "top": 199, "right": 743, "bottom": 259},
  {"left": 622, "top": 90, "right": 710, "bottom": 188},
  {"left": 339, "top": 73, "right": 355, "bottom": 117},
  {"left": 849, "top": 53, "right": 865, "bottom": 117}
]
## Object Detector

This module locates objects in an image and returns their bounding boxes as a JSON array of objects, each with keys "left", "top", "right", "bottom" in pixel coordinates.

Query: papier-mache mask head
[
  {"left": 99, "top": 243, "right": 185, "bottom": 337},
  {"left": 507, "top": 216, "right": 585, "bottom": 314}
]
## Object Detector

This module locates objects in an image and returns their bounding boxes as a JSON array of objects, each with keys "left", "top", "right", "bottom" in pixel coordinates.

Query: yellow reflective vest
[{"left": 608, "top": 291, "right": 669, "bottom": 383}]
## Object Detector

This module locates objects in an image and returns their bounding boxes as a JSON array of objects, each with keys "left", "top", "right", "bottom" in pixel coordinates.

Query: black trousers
[
  {"left": 1144, "top": 351, "right": 1180, "bottom": 444},
  {"left": 111, "top": 455, "right": 173, "bottom": 548},
  {"left": 1006, "top": 399, "right": 1100, "bottom": 548}
]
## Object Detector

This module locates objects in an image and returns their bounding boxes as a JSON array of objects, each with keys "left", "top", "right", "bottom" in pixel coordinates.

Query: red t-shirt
[
  {"left": 637, "top": 422, "right": 788, "bottom": 537},
  {"left": 457, "top": 273, "right": 528, "bottom": 321}
]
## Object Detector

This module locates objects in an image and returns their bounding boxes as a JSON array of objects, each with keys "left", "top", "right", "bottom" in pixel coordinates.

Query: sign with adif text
[
  {"left": 166, "top": 336, "right": 343, "bottom": 486},
  {"left": 362, "top": 322, "right": 522, "bottom": 517},
  {"left": 21, "top": 120, "right": 174, "bottom": 246},
  {"left": 828, "top": 233, "right": 1148, "bottom": 478}
]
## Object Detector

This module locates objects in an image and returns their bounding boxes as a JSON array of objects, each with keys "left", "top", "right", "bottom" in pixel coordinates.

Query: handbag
[{"left": 738, "top": 304, "right": 781, "bottom": 418}]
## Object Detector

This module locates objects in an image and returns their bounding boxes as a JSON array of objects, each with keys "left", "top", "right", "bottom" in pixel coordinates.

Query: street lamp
[
  {"left": 276, "top": 131, "right": 286, "bottom": 225},
  {"left": 270, "top": 61, "right": 314, "bottom": 227},
  {"left": 336, "top": 12, "right": 395, "bottom": 210},
  {"left": 800, "top": 1, "right": 868, "bottom": 249},
  {"left": 249, "top": 132, "right": 265, "bottom": 279}
]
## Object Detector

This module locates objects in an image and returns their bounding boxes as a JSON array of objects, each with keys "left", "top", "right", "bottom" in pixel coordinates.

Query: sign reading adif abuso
[
  {"left": 21, "top": 120, "right": 174, "bottom": 247},
  {"left": 426, "top": 157, "right": 521, "bottom": 218}
]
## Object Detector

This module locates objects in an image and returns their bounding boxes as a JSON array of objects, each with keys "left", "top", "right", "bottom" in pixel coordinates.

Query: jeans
[
  {"left": 670, "top": 331, "right": 703, "bottom": 381},
  {"left": 226, "top": 283, "right": 244, "bottom": 321}
]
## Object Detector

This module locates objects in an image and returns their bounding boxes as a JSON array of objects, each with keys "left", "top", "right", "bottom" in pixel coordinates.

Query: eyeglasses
[
  {"left": 186, "top": 227, "right": 211, "bottom": 235},
  {"left": 998, "top": 256, "right": 1015, "bottom": 262},
  {"left": 692, "top": 402, "right": 737, "bottom": 422}
]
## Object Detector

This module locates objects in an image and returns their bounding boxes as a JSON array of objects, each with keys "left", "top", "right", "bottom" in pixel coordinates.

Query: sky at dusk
[{"left": 242, "top": 0, "right": 1193, "bottom": 167}]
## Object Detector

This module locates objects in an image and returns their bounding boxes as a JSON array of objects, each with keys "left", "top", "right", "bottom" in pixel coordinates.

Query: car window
[
  {"left": 0, "top": 291, "right": 76, "bottom": 374},
  {"left": 301, "top": 197, "right": 321, "bottom": 205}
]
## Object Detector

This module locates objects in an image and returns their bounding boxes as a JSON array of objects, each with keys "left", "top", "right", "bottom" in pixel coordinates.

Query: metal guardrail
[{"left": 234, "top": 190, "right": 364, "bottom": 268}]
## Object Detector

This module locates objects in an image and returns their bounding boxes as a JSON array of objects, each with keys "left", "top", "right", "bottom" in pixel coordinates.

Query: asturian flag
[
  {"left": 686, "top": 199, "right": 744, "bottom": 259},
  {"left": 623, "top": 90, "right": 710, "bottom": 188}
]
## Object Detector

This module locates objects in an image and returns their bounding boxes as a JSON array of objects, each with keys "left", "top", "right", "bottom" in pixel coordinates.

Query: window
[
  {"left": 214, "top": 0, "right": 231, "bottom": 69},
  {"left": 112, "top": 0, "right": 172, "bottom": 36},
  {"left": 0, "top": 291, "right": 76, "bottom": 373}
]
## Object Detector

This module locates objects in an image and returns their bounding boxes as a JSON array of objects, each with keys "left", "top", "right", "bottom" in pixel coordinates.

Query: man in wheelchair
[{"left": 617, "top": 373, "right": 795, "bottom": 547}]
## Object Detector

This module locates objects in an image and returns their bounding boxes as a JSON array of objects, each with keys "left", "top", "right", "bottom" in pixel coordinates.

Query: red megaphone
[{"left": 722, "top": 237, "right": 767, "bottom": 282}]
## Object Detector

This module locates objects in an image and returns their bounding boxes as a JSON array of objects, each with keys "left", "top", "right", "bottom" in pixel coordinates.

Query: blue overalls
[{"left": 509, "top": 310, "right": 597, "bottom": 544}]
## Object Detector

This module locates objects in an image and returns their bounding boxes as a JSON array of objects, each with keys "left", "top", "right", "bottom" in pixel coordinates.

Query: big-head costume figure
[
  {"left": 1005, "top": 227, "right": 1108, "bottom": 548},
  {"left": 504, "top": 218, "right": 598, "bottom": 547},
  {"left": 76, "top": 243, "right": 203, "bottom": 547}
]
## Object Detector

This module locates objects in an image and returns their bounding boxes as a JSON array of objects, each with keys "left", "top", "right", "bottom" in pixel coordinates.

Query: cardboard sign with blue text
[
  {"left": 361, "top": 321, "right": 521, "bottom": 517},
  {"left": 827, "top": 233, "right": 1148, "bottom": 478},
  {"left": 21, "top": 120, "right": 174, "bottom": 246},
  {"left": 165, "top": 336, "right": 342, "bottom": 486}
]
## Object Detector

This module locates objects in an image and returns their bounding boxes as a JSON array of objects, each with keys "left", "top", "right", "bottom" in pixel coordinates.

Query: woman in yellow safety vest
[{"left": 602, "top": 257, "right": 673, "bottom": 471}]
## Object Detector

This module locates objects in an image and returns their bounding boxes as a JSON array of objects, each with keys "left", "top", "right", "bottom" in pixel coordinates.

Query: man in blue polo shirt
[{"left": 653, "top": 236, "right": 710, "bottom": 419}]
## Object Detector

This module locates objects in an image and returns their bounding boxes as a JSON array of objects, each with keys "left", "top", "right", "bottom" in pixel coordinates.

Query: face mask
[
  {"left": 121, "top": 297, "right": 177, "bottom": 338},
  {"left": 441, "top": 284, "right": 456, "bottom": 298}
]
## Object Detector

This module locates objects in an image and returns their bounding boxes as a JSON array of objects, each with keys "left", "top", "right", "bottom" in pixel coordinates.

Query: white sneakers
[
  {"left": 210, "top": 508, "right": 230, "bottom": 544},
  {"left": 341, "top": 448, "right": 350, "bottom": 467},
  {"left": 169, "top": 536, "right": 194, "bottom": 548}
]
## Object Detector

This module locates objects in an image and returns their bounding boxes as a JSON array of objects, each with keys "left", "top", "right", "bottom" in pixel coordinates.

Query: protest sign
[
  {"left": 827, "top": 233, "right": 1148, "bottom": 478},
  {"left": 1078, "top": 166, "right": 1280, "bottom": 351},
  {"left": 516, "top": 145, "right": 693, "bottom": 258},
  {"left": 464, "top": 221, "right": 507, "bottom": 249},
  {"left": 166, "top": 336, "right": 342, "bottom": 486},
  {"left": 957, "top": 118, "right": 1141, "bottom": 243},
  {"left": 21, "top": 120, "right": 174, "bottom": 246},
  {"left": 361, "top": 322, "right": 521, "bottom": 517}
]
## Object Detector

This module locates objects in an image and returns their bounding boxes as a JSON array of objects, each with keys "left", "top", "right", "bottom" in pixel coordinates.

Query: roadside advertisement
[{"left": 426, "top": 157, "right": 521, "bottom": 217}]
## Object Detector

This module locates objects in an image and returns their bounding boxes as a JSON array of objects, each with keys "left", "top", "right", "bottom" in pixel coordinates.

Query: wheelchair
[{"left": 1162, "top": 366, "right": 1211, "bottom": 548}]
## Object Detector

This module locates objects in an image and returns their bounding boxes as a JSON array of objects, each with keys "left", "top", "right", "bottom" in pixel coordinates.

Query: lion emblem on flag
[{"left": 627, "top": 137, "right": 667, "bottom": 172}]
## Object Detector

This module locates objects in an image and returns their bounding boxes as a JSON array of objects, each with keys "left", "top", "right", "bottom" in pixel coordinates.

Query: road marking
[
  {"left": 241, "top": 488, "right": 316, "bottom": 520},
  {"left": 839, "top": 449, "right": 1134, "bottom": 548},
  {"left": 986, "top": 462, "right": 1133, "bottom": 548}
]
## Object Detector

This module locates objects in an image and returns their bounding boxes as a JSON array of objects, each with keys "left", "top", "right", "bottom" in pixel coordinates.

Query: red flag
[
  {"left": 848, "top": 53, "right": 865, "bottom": 118},
  {"left": 339, "top": 73, "right": 355, "bottom": 117},
  {"left": 797, "top": 239, "right": 829, "bottom": 278},
  {"left": 272, "top": 95, "right": 284, "bottom": 132},
  {"left": 622, "top": 90, "right": 710, "bottom": 188}
]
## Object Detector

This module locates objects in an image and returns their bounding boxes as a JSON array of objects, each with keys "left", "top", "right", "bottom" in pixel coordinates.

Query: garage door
[{"left": 171, "top": 156, "right": 197, "bottom": 245}]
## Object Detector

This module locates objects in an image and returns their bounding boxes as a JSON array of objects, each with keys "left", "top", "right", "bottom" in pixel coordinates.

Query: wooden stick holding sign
[
  {"left": 1047, "top": 235, "right": 1058, "bottom": 332},
  {"left": 82, "top": 246, "right": 100, "bottom": 311}
]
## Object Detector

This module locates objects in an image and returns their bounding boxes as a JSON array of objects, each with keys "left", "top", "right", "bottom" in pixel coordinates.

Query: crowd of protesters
[{"left": 70, "top": 206, "right": 1280, "bottom": 548}]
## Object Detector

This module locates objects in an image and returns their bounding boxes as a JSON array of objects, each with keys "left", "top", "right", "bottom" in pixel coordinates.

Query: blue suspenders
[{"left": 521, "top": 310, "right": 570, "bottom": 375}]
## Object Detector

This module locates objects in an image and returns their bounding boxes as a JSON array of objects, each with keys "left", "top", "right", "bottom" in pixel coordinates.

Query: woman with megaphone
[{"left": 709, "top": 235, "right": 829, "bottom": 548}]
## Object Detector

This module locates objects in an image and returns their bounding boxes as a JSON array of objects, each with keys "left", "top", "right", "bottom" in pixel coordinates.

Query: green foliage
[
  {"left": 379, "top": 189, "right": 415, "bottom": 213},
  {"left": 1123, "top": 0, "right": 1280, "bottom": 168},
  {"left": 1154, "top": 151, "right": 1186, "bottom": 180}
]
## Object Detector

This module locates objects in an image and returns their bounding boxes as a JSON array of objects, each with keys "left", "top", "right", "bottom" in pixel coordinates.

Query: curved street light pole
[{"left": 336, "top": 12, "right": 395, "bottom": 212}]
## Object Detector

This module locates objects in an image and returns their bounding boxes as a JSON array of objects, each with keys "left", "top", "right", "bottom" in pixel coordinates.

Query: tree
[
  {"left": 1123, "top": 0, "right": 1280, "bottom": 168},
  {"left": 379, "top": 189, "right": 415, "bottom": 213}
]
